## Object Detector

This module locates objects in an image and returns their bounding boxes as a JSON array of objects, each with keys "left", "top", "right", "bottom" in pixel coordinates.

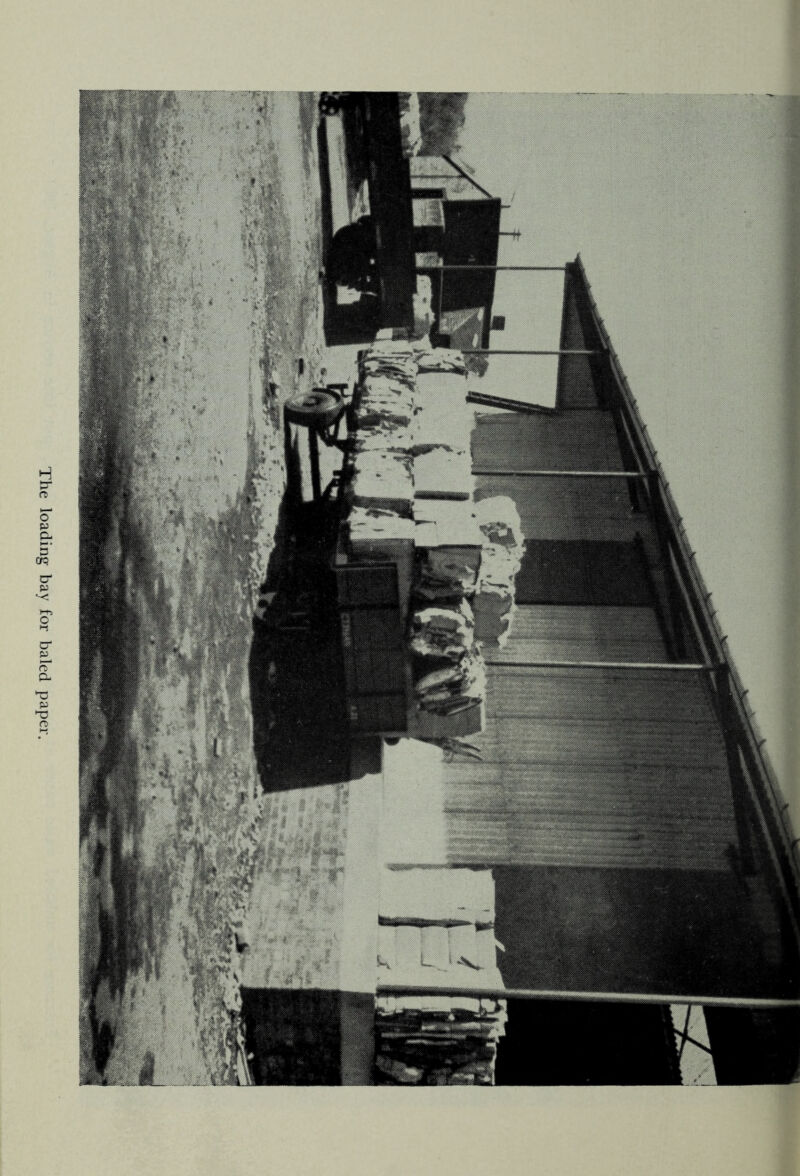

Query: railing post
[{"left": 714, "top": 663, "right": 757, "bottom": 876}]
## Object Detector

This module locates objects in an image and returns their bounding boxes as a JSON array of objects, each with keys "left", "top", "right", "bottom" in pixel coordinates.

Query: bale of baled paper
[
  {"left": 473, "top": 495, "right": 525, "bottom": 554},
  {"left": 412, "top": 500, "right": 484, "bottom": 600},
  {"left": 472, "top": 542, "right": 521, "bottom": 647},
  {"left": 408, "top": 600, "right": 474, "bottom": 662},
  {"left": 345, "top": 505, "right": 416, "bottom": 545},
  {"left": 352, "top": 419, "right": 414, "bottom": 456},
  {"left": 472, "top": 590, "right": 515, "bottom": 647},
  {"left": 414, "top": 346, "right": 468, "bottom": 376},
  {"left": 413, "top": 446, "right": 474, "bottom": 501},
  {"left": 355, "top": 375, "right": 415, "bottom": 429},
  {"left": 360, "top": 346, "right": 418, "bottom": 388},
  {"left": 346, "top": 450, "right": 414, "bottom": 517},
  {"left": 479, "top": 541, "right": 523, "bottom": 584},
  {"left": 414, "top": 499, "right": 482, "bottom": 545},
  {"left": 414, "top": 548, "right": 482, "bottom": 600},
  {"left": 413, "top": 649, "right": 486, "bottom": 714},
  {"left": 412, "top": 370, "right": 472, "bottom": 455}
]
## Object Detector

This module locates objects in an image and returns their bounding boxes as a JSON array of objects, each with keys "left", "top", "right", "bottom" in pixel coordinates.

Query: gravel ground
[{"left": 79, "top": 90, "right": 326, "bottom": 1084}]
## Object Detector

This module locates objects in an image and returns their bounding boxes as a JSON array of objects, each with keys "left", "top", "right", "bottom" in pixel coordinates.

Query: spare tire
[{"left": 284, "top": 388, "right": 344, "bottom": 427}]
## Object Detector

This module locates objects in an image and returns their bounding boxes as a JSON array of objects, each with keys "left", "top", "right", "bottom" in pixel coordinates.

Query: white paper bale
[
  {"left": 413, "top": 446, "right": 473, "bottom": 500},
  {"left": 414, "top": 650, "right": 486, "bottom": 713},
  {"left": 360, "top": 347, "right": 417, "bottom": 387},
  {"left": 352, "top": 418, "right": 414, "bottom": 454},
  {"left": 479, "top": 542, "right": 523, "bottom": 584},
  {"left": 473, "top": 495, "right": 525, "bottom": 552},
  {"left": 419, "top": 548, "right": 481, "bottom": 596},
  {"left": 356, "top": 375, "right": 415, "bottom": 428},
  {"left": 413, "top": 499, "right": 483, "bottom": 547},
  {"left": 413, "top": 370, "right": 472, "bottom": 453},
  {"left": 348, "top": 506, "right": 415, "bottom": 543},
  {"left": 347, "top": 450, "right": 414, "bottom": 516},
  {"left": 415, "top": 347, "right": 467, "bottom": 375},
  {"left": 410, "top": 601, "right": 474, "bottom": 661}
]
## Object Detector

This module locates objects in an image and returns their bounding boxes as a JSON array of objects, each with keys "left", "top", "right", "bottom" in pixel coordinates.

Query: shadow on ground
[
  {"left": 241, "top": 987, "right": 374, "bottom": 1085},
  {"left": 248, "top": 426, "right": 380, "bottom": 789}
]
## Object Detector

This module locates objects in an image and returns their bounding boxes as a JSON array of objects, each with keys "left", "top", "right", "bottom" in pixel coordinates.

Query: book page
[{"left": 2, "top": 3, "right": 798, "bottom": 1174}]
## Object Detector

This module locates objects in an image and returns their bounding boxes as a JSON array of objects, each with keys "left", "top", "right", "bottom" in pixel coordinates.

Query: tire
[
  {"left": 319, "top": 93, "right": 343, "bottom": 115},
  {"left": 284, "top": 388, "right": 344, "bottom": 428}
]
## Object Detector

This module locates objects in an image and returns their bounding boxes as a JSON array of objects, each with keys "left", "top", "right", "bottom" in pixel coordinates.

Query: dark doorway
[
  {"left": 515, "top": 539, "right": 654, "bottom": 606},
  {"left": 494, "top": 1000, "right": 680, "bottom": 1085}
]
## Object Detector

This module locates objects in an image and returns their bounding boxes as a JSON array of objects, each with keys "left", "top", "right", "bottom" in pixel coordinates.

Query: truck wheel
[
  {"left": 319, "top": 92, "right": 344, "bottom": 115},
  {"left": 284, "top": 388, "right": 344, "bottom": 428}
]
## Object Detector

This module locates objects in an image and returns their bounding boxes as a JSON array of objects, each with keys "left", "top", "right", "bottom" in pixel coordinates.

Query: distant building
[
  {"left": 323, "top": 103, "right": 504, "bottom": 348},
  {"left": 410, "top": 155, "right": 502, "bottom": 349}
]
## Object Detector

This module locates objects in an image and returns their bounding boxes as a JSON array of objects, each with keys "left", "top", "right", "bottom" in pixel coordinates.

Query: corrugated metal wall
[
  {"left": 472, "top": 411, "right": 622, "bottom": 471},
  {"left": 471, "top": 410, "right": 642, "bottom": 541},
  {"left": 475, "top": 473, "right": 640, "bottom": 542},
  {"left": 447, "top": 297, "right": 736, "bottom": 879},
  {"left": 443, "top": 666, "right": 736, "bottom": 870},
  {"left": 488, "top": 604, "right": 666, "bottom": 663}
]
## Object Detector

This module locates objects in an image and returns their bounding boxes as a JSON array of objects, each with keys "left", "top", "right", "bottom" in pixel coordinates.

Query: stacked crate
[{"left": 374, "top": 867, "right": 507, "bottom": 1085}]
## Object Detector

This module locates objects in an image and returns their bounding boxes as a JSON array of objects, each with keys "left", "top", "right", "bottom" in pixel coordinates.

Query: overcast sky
[{"left": 459, "top": 94, "right": 796, "bottom": 787}]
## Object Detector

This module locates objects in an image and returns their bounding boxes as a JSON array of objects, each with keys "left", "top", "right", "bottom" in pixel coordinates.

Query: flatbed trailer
[{"left": 286, "top": 358, "right": 487, "bottom": 744}]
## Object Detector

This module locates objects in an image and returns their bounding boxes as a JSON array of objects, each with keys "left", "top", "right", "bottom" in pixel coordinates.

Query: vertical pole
[
  {"left": 647, "top": 470, "right": 687, "bottom": 660},
  {"left": 714, "top": 663, "right": 757, "bottom": 875},
  {"left": 308, "top": 429, "right": 322, "bottom": 503}
]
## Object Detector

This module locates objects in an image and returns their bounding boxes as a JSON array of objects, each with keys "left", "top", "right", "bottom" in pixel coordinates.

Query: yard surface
[{"left": 79, "top": 90, "right": 327, "bottom": 1084}]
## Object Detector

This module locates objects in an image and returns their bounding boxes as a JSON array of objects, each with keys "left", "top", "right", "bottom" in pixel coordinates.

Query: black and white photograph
[{"left": 75, "top": 88, "right": 799, "bottom": 1089}]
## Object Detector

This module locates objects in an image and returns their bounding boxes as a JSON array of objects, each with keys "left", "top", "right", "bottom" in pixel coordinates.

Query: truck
[{"left": 282, "top": 337, "right": 521, "bottom": 745}]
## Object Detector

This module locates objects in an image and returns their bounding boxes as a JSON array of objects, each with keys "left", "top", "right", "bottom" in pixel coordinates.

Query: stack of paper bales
[
  {"left": 345, "top": 343, "right": 420, "bottom": 612},
  {"left": 413, "top": 500, "right": 484, "bottom": 600},
  {"left": 375, "top": 866, "right": 507, "bottom": 1086},
  {"left": 340, "top": 343, "right": 525, "bottom": 737}
]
